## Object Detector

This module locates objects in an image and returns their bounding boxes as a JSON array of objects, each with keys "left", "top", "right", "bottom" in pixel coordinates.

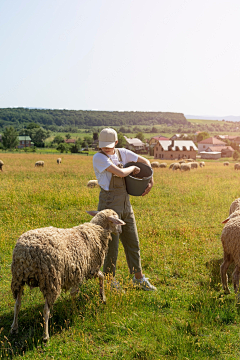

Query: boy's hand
[{"left": 132, "top": 166, "right": 140, "bottom": 175}]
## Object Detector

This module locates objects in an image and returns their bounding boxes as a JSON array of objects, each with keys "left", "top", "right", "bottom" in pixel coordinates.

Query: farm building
[
  {"left": 18, "top": 136, "right": 32, "bottom": 148},
  {"left": 199, "top": 151, "right": 221, "bottom": 160},
  {"left": 197, "top": 137, "right": 226, "bottom": 153},
  {"left": 123, "top": 136, "right": 146, "bottom": 153},
  {"left": 217, "top": 135, "right": 240, "bottom": 146},
  {"left": 154, "top": 140, "right": 197, "bottom": 160},
  {"left": 149, "top": 135, "right": 169, "bottom": 146},
  {"left": 204, "top": 146, "right": 234, "bottom": 158},
  {"left": 65, "top": 139, "right": 76, "bottom": 144}
]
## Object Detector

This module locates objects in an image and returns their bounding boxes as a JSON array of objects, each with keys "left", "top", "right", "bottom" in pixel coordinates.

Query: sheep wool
[
  {"left": 172, "top": 163, "right": 180, "bottom": 171},
  {"left": 220, "top": 210, "right": 240, "bottom": 295},
  {"left": 234, "top": 163, "right": 240, "bottom": 170},
  {"left": 87, "top": 180, "right": 99, "bottom": 188},
  {"left": 0, "top": 160, "right": 4, "bottom": 171},
  {"left": 159, "top": 163, "right": 167, "bottom": 168},
  {"left": 180, "top": 163, "right": 191, "bottom": 171},
  {"left": 150, "top": 162, "right": 160, "bottom": 168},
  {"left": 229, "top": 198, "right": 240, "bottom": 215},
  {"left": 57, "top": 158, "right": 62, "bottom": 164},
  {"left": 11, "top": 209, "right": 125, "bottom": 341},
  {"left": 224, "top": 162, "right": 229, "bottom": 166},
  {"left": 35, "top": 161, "right": 44, "bottom": 167}
]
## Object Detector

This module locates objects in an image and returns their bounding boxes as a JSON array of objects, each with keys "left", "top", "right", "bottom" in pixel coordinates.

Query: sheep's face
[
  {"left": 222, "top": 210, "right": 240, "bottom": 224},
  {"left": 87, "top": 210, "right": 125, "bottom": 234}
]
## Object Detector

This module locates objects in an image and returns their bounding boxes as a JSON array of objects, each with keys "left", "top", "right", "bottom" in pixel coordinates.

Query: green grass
[{"left": 1, "top": 154, "right": 240, "bottom": 359}]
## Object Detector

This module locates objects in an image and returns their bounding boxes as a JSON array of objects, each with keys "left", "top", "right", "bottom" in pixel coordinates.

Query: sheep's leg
[
  {"left": 220, "top": 252, "right": 233, "bottom": 294},
  {"left": 97, "top": 271, "right": 106, "bottom": 303},
  {"left": 233, "top": 265, "right": 240, "bottom": 298},
  {"left": 43, "top": 299, "right": 50, "bottom": 342},
  {"left": 11, "top": 287, "right": 23, "bottom": 333}
]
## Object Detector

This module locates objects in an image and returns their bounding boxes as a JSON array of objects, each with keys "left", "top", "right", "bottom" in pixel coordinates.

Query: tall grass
[{"left": 1, "top": 154, "right": 240, "bottom": 359}]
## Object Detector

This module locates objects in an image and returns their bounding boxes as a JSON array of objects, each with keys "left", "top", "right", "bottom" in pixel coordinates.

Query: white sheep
[
  {"left": 190, "top": 162, "right": 198, "bottom": 169},
  {"left": 199, "top": 161, "right": 205, "bottom": 168},
  {"left": 57, "top": 158, "right": 62, "bottom": 164},
  {"left": 11, "top": 209, "right": 125, "bottom": 341},
  {"left": 150, "top": 161, "right": 160, "bottom": 168},
  {"left": 169, "top": 163, "right": 175, "bottom": 169},
  {"left": 229, "top": 198, "right": 240, "bottom": 215},
  {"left": 159, "top": 163, "right": 167, "bottom": 168},
  {"left": 87, "top": 180, "right": 99, "bottom": 188},
  {"left": 35, "top": 161, "right": 44, "bottom": 167},
  {"left": 234, "top": 163, "right": 240, "bottom": 170},
  {"left": 0, "top": 159, "right": 4, "bottom": 171},
  {"left": 172, "top": 163, "right": 181, "bottom": 171},
  {"left": 224, "top": 162, "right": 230, "bottom": 166},
  {"left": 180, "top": 163, "right": 191, "bottom": 171},
  {"left": 220, "top": 209, "right": 240, "bottom": 296}
]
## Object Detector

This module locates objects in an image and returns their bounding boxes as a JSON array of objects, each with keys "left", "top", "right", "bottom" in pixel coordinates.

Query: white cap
[{"left": 99, "top": 128, "right": 118, "bottom": 148}]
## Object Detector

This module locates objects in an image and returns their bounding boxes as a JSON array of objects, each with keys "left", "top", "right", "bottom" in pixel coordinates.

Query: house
[
  {"left": 197, "top": 137, "right": 226, "bottom": 153},
  {"left": 154, "top": 140, "right": 198, "bottom": 160},
  {"left": 124, "top": 136, "right": 146, "bottom": 153},
  {"left": 170, "top": 134, "right": 188, "bottom": 140},
  {"left": 65, "top": 139, "right": 76, "bottom": 144},
  {"left": 18, "top": 136, "right": 32, "bottom": 148},
  {"left": 205, "top": 146, "right": 235, "bottom": 158},
  {"left": 216, "top": 135, "right": 240, "bottom": 146},
  {"left": 149, "top": 135, "right": 169, "bottom": 146},
  {"left": 199, "top": 151, "right": 221, "bottom": 160}
]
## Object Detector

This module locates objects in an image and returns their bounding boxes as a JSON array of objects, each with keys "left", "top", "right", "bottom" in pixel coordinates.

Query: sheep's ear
[
  {"left": 222, "top": 217, "right": 230, "bottom": 224},
  {"left": 87, "top": 211, "right": 99, "bottom": 217},
  {"left": 108, "top": 216, "right": 126, "bottom": 225}
]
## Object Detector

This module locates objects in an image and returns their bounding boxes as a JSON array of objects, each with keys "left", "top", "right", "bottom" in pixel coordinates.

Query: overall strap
[{"left": 99, "top": 149, "right": 123, "bottom": 164}]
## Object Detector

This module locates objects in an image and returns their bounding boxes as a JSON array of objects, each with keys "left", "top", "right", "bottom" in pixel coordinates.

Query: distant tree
[
  {"left": 52, "top": 135, "right": 64, "bottom": 144},
  {"left": 65, "top": 133, "right": 71, "bottom": 140},
  {"left": 56, "top": 143, "right": 69, "bottom": 153},
  {"left": 70, "top": 139, "right": 82, "bottom": 153},
  {"left": 31, "top": 128, "right": 50, "bottom": 146},
  {"left": 196, "top": 132, "right": 210, "bottom": 143},
  {"left": 233, "top": 150, "right": 240, "bottom": 161},
  {"left": 93, "top": 132, "right": 98, "bottom": 141},
  {"left": 26, "top": 122, "right": 40, "bottom": 130},
  {"left": 151, "top": 127, "right": 158, "bottom": 133},
  {"left": 135, "top": 132, "right": 144, "bottom": 141},
  {"left": 116, "top": 132, "right": 126, "bottom": 148},
  {"left": 84, "top": 136, "right": 92, "bottom": 146},
  {"left": 2, "top": 126, "right": 19, "bottom": 149}
]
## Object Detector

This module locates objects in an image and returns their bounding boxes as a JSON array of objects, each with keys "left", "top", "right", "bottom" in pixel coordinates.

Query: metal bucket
[{"left": 123, "top": 162, "right": 153, "bottom": 196}]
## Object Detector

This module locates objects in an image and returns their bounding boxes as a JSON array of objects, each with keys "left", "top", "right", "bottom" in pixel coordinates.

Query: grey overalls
[{"left": 97, "top": 149, "right": 142, "bottom": 277}]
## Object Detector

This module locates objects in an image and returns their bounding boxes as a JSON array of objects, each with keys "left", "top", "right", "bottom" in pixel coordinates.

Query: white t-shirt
[{"left": 93, "top": 148, "right": 138, "bottom": 191}]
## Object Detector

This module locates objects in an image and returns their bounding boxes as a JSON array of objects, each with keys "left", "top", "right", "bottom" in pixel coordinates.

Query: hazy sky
[{"left": 0, "top": 0, "right": 239, "bottom": 116}]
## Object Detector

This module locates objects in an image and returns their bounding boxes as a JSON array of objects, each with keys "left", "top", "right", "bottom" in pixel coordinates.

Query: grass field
[{"left": 1, "top": 154, "right": 240, "bottom": 359}]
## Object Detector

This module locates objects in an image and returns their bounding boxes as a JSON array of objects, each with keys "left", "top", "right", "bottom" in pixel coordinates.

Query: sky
[{"left": 0, "top": 0, "right": 240, "bottom": 116}]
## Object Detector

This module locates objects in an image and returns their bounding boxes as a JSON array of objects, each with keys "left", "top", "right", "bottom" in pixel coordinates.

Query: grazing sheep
[
  {"left": 179, "top": 160, "right": 186, "bottom": 164},
  {"left": 150, "top": 161, "right": 160, "bottom": 168},
  {"left": 190, "top": 162, "right": 198, "bottom": 169},
  {"left": 35, "top": 161, "right": 44, "bottom": 167},
  {"left": 57, "top": 158, "right": 62, "bottom": 164},
  {"left": 199, "top": 161, "right": 205, "bottom": 168},
  {"left": 172, "top": 163, "right": 181, "bottom": 171},
  {"left": 229, "top": 198, "right": 240, "bottom": 215},
  {"left": 169, "top": 163, "right": 175, "bottom": 169},
  {"left": 224, "top": 162, "right": 230, "bottom": 166},
  {"left": 11, "top": 209, "right": 125, "bottom": 341},
  {"left": 180, "top": 163, "right": 191, "bottom": 171},
  {"left": 220, "top": 209, "right": 240, "bottom": 296},
  {"left": 234, "top": 163, "right": 240, "bottom": 170},
  {"left": 0, "top": 160, "right": 4, "bottom": 171},
  {"left": 159, "top": 163, "right": 167, "bottom": 168},
  {"left": 87, "top": 180, "right": 99, "bottom": 188}
]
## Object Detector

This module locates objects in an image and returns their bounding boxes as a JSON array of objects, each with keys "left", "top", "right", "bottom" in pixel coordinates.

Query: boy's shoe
[
  {"left": 132, "top": 275, "right": 157, "bottom": 291},
  {"left": 110, "top": 278, "right": 125, "bottom": 293}
]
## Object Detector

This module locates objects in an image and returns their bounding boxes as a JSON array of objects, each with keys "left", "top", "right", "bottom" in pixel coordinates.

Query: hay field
[{"left": 1, "top": 154, "right": 240, "bottom": 359}]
